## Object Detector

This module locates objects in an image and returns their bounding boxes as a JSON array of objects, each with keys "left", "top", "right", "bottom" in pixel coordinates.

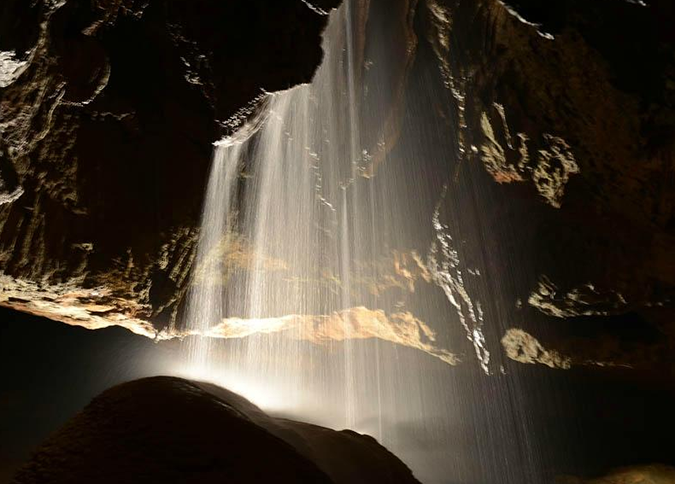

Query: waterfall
[
  {"left": 184, "top": 142, "right": 242, "bottom": 371},
  {"left": 182, "top": 0, "right": 394, "bottom": 428},
  {"left": 177, "top": 2, "right": 529, "bottom": 483}
]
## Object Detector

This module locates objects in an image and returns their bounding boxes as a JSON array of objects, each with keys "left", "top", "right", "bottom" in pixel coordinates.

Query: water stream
[{"left": 178, "top": 2, "right": 531, "bottom": 482}]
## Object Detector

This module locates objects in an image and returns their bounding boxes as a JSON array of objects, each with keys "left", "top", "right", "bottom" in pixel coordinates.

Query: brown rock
[{"left": 12, "top": 376, "right": 420, "bottom": 484}]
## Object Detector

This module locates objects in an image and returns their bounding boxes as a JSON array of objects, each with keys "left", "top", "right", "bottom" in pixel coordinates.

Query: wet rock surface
[{"left": 11, "top": 376, "right": 420, "bottom": 484}]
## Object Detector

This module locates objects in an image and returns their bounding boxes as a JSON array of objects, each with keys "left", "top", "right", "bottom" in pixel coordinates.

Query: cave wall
[
  {"left": 0, "top": 0, "right": 340, "bottom": 334},
  {"left": 417, "top": 0, "right": 675, "bottom": 371},
  {"left": 424, "top": 0, "right": 675, "bottom": 299}
]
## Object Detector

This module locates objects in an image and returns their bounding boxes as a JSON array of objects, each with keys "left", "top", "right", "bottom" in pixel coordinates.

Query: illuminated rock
[
  {"left": 206, "top": 306, "right": 461, "bottom": 365},
  {"left": 12, "top": 376, "right": 421, "bottom": 484},
  {"left": 556, "top": 465, "right": 675, "bottom": 484},
  {"left": 501, "top": 328, "right": 572, "bottom": 369}
]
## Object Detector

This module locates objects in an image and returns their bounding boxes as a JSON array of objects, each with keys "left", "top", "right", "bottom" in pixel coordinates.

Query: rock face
[
  {"left": 0, "top": 0, "right": 340, "bottom": 332},
  {"left": 417, "top": 0, "right": 675, "bottom": 371},
  {"left": 11, "top": 376, "right": 420, "bottom": 484}
]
